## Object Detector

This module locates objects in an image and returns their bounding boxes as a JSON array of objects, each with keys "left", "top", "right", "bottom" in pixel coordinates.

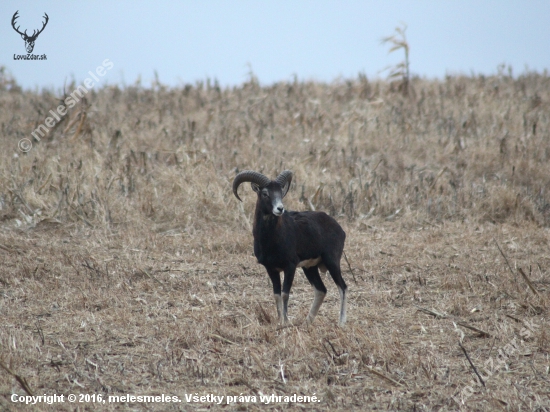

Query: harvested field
[{"left": 1, "top": 70, "right": 549, "bottom": 410}]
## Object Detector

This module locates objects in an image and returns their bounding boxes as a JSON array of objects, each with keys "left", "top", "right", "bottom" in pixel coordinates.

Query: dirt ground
[{"left": 1, "top": 219, "right": 548, "bottom": 411}]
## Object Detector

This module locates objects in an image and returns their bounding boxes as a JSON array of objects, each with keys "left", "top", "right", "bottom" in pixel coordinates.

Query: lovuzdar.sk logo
[{"left": 12, "top": 10, "right": 48, "bottom": 60}]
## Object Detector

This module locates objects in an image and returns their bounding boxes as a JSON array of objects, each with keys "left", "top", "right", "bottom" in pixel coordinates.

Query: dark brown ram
[{"left": 233, "top": 170, "right": 347, "bottom": 325}]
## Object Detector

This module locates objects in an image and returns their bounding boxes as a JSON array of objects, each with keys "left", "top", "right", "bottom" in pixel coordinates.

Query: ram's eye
[{"left": 262, "top": 192, "right": 269, "bottom": 198}]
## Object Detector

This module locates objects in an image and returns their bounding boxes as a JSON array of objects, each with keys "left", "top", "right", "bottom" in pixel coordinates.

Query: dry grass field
[{"left": 1, "top": 68, "right": 549, "bottom": 411}]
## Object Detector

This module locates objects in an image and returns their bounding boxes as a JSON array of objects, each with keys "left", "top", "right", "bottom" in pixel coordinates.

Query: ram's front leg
[
  {"left": 266, "top": 268, "right": 285, "bottom": 324},
  {"left": 280, "top": 265, "right": 297, "bottom": 324}
]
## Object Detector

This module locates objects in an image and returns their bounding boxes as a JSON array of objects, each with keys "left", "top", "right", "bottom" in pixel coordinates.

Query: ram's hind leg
[
  {"left": 322, "top": 259, "right": 348, "bottom": 326},
  {"left": 302, "top": 266, "right": 327, "bottom": 324}
]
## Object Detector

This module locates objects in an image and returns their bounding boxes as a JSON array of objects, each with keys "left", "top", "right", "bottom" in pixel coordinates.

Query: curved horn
[
  {"left": 275, "top": 170, "right": 293, "bottom": 198},
  {"left": 232, "top": 170, "right": 271, "bottom": 201}
]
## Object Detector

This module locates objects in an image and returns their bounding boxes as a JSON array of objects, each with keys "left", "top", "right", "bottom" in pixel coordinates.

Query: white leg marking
[
  {"left": 306, "top": 288, "right": 326, "bottom": 324},
  {"left": 338, "top": 286, "right": 347, "bottom": 326},
  {"left": 281, "top": 292, "right": 289, "bottom": 324},
  {"left": 274, "top": 294, "right": 284, "bottom": 323}
]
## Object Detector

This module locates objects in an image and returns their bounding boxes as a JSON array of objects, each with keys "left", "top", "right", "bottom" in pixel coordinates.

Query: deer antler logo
[{"left": 11, "top": 10, "right": 49, "bottom": 54}]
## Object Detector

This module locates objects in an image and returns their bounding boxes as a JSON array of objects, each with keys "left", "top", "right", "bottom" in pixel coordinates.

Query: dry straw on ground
[{"left": 1, "top": 68, "right": 549, "bottom": 410}]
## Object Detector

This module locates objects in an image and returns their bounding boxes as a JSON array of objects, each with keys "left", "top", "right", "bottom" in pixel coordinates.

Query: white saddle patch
[
  {"left": 298, "top": 257, "right": 324, "bottom": 270},
  {"left": 297, "top": 257, "right": 321, "bottom": 268},
  {"left": 274, "top": 258, "right": 327, "bottom": 273}
]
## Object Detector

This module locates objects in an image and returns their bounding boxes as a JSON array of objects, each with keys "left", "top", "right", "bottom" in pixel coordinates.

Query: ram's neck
[
  {"left": 253, "top": 206, "right": 279, "bottom": 237},
  {"left": 252, "top": 203, "right": 283, "bottom": 262}
]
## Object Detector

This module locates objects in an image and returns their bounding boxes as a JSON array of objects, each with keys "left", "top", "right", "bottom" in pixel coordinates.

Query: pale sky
[{"left": 1, "top": 1, "right": 549, "bottom": 91}]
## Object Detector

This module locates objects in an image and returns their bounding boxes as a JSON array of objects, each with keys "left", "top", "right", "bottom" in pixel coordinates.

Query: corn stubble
[{"left": 0, "top": 71, "right": 549, "bottom": 410}]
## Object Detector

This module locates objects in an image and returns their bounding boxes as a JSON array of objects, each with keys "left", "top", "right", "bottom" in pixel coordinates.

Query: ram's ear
[{"left": 251, "top": 183, "right": 261, "bottom": 194}]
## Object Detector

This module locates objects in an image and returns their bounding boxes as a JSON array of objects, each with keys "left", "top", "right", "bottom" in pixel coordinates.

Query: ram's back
[{"left": 286, "top": 211, "right": 345, "bottom": 259}]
